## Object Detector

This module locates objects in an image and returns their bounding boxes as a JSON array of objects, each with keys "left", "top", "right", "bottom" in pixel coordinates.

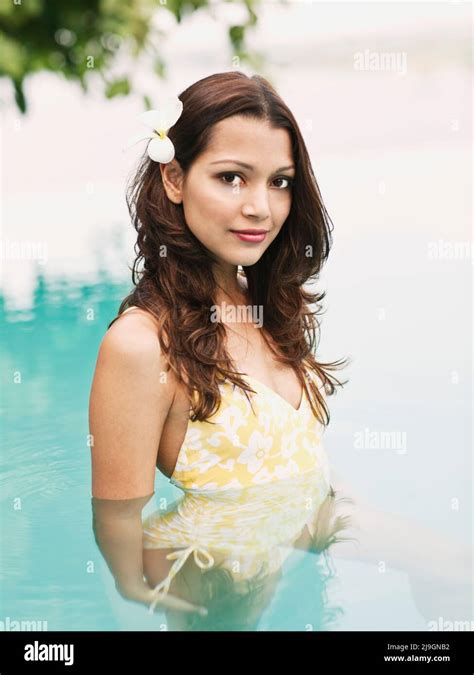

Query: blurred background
[{"left": 1, "top": 0, "right": 472, "bottom": 631}]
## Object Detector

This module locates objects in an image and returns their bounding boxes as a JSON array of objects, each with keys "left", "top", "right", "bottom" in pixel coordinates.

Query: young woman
[{"left": 89, "top": 70, "right": 354, "bottom": 629}]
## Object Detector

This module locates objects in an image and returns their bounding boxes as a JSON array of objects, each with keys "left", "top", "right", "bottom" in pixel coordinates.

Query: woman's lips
[{"left": 230, "top": 230, "right": 267, "bottom": 243}]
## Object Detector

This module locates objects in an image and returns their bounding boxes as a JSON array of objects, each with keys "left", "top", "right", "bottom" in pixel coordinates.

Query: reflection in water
[
  {"left": 93, "top": 468, "right": 355, "bottom": 631},
  {"left": 326, "top": 473, "right": 473, "bottom": 628},
  {"left": 161, "top": 536, "right": 348, "bottom": 632},
  {"left": 92, "top": 466, "right": 473, "bottom": 631}
]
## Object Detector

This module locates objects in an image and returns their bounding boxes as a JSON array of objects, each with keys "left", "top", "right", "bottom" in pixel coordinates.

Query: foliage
[{"left": 0, "top": 0, "right": 265, "bottom": 113}]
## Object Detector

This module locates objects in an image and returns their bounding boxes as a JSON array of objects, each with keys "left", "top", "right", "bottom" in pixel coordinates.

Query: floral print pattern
[{"left": 142, "top": 369, "right": 333, "bottom": 606}]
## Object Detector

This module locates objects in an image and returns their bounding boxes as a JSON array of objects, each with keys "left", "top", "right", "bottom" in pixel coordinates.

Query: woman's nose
[{"left": 241, "top": 185, "right": 271, "bottom": 220}]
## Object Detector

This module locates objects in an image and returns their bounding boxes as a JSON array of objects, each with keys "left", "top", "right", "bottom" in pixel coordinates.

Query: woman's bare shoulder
[
  {"left": 96, "top": 306, "right": 175, "bottom": 390},
  {"left": 90, "top": 306, "right": 176, "bottom": 499},
  {"left": 103, "top": 306, "right": 161, "bottom": 351}
]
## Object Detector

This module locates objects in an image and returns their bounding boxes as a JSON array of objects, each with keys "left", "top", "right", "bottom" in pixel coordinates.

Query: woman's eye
[
  {"left": 220, "top": 172, "right": 242, "bottom": 187},
  {"left": 273, "top": 177, "right": 293, "bottom": 190},
  {"left": 219, "top": 173, "right": 293, "bottom": 190}
]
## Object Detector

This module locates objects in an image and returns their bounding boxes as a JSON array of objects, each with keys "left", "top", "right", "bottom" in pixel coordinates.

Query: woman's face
[{"left": 161, "top": 115, "right": 295, "bottom": 270}]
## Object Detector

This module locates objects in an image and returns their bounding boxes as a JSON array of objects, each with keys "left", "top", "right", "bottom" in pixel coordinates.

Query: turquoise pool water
[{"left": 0, "top": 274, "right": 459, "bottom": 631}]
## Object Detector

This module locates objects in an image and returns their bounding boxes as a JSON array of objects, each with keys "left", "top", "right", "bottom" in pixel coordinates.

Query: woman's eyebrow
[{"left": 210, "top": 159, "right": 295, "bottom": 173}]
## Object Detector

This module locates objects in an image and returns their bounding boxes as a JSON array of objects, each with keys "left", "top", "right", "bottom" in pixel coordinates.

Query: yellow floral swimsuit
[{"left": 142, "top": 366, "right": 334, "bottom": 614}]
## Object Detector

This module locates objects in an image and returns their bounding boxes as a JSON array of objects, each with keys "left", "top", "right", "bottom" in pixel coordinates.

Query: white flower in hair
[{"left": 124, "top": 96, "right": 183, "bottom": 163}]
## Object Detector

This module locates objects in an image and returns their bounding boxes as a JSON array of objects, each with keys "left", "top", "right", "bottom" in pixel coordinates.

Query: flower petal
[
  {"left": 138, "top": 110, "right": 165, "bottom": 132},
  {"left": 147, "top": 136, "right": 175, "bottom": 163},
  {"left": 139, "top": 97, "right": 183, "bottom": 133},
  {"left": 159, "top": 96, "right": 183, "bottom": 129}
]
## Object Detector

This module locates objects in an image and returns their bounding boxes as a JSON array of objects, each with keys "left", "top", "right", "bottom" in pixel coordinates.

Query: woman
[{"left": 89, "top": 70, "right": 354, "bottom": 628}]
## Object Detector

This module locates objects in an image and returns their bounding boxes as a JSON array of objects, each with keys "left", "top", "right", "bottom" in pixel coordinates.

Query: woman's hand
[{"left": 115, "top": 580, "right": 208, "bottom": 616}]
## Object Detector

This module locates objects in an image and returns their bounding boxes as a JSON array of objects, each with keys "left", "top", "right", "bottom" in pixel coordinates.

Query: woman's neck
[{"left": 213, "top": 267, "right": 249, "bottom": 306}]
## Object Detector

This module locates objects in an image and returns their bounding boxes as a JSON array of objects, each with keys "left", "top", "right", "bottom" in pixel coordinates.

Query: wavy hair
[{"left": 109, "top": 70, "right": 349, "bottom": 425}]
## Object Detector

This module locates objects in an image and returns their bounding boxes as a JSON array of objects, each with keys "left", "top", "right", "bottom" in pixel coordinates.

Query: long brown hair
[{"left": 109, "top": 70, "right": 349, "bottom": 425}]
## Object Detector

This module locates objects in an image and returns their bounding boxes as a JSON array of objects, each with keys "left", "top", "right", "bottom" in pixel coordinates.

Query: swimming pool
[{"left": 0, "top": 274, "right": 468, "bottom": 632}]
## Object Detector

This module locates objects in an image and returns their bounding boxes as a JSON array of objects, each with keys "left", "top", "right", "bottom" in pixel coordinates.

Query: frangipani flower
[{"left": 124, "top": 96, "right": 183, "bottom": 163}]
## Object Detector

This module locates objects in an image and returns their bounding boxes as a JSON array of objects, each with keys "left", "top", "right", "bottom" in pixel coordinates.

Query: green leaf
[
  {"left": 153, "top": 57, "right": 166, "bottom": 78},
  {"left": 229, "top": 25, "right": 245, "bottom": 50},
  {"left": 13, "top": 78, "right": 26, "bottom": 114},
  {"left": 104, "top": 77, "right": 131, "bottom": 98}
]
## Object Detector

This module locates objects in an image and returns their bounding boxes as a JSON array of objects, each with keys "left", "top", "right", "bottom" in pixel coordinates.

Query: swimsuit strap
[{"left": 148, "top": 544, "right": 215, "bottom": 613}]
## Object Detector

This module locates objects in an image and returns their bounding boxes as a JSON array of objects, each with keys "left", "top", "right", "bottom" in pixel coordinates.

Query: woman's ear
[{"left": 160, "top": 159, "right": 184, "bottom": 204}]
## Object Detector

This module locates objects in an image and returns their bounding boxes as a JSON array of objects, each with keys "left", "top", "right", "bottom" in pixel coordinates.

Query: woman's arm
[
  {"left": 292, "top": 469, "right": 471, "bottom": 621},
  {"left": 326, "top": 469, "right": 469, "bottom": 579},
  {"left": 91, "top": 492, "right": 154, "bottom": 598},
  {"left": 88, "top": 310, "right": 205, "bottom": 614},
  {"left": 323, "top": 470, "right": 472, "bottom": 621}
]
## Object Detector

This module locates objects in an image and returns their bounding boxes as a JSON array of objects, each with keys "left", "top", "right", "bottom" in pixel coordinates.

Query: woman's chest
[{"left": 156, "top": 324, "right": 307, "bottom": 479}]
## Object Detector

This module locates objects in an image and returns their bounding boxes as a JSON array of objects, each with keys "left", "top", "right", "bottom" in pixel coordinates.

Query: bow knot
[{"left": 148, "top": 544, "right": 215, "bottom": 614}]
